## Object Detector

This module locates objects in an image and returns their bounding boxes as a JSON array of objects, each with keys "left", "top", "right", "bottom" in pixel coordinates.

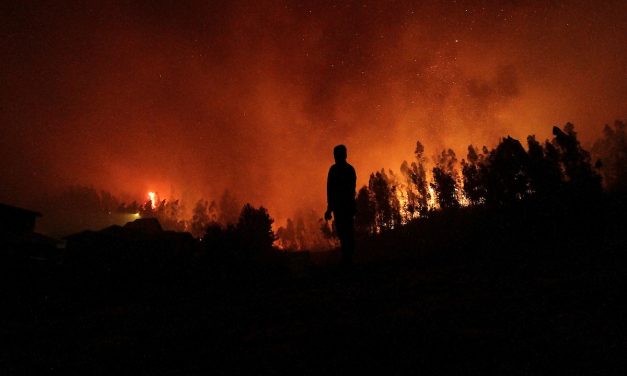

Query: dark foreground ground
[{"left": 2, "top": 195, "right": 626, "bottom": 375}]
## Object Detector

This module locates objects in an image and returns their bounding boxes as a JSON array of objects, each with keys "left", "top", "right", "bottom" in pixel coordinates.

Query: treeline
[
  {"left": 131, "top": 190, "right": 243, "bottom": 238},
  {"left": 39, "top": 185, "right": 278, "bottom": 254},
  {"left": 129, "top": 195, "right": 336, "bottom": 251},
  {"left": 349, "top": 121, "right": 626, "bottom": 236},
  {"left": 275, "top": 211, "right": 337, "bottom": 251},
  {"left": 36, "top": 120, "right": 625, "bottom": 249},
  {"left": 128, "top": 190, "right": 244, "bottom": 238},
  {"left": 35, "top": 187, "right": 254, "bottom": 238}
]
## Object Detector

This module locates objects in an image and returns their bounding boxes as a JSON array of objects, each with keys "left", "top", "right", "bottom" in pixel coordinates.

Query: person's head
[{"left": 333, "top": 144, "right": 347, "bottom": 163}]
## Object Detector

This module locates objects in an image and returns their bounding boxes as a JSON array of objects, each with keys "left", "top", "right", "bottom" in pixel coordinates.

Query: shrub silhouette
[{"left": 235, "top": 204, "right": 275, "bottom": 256}]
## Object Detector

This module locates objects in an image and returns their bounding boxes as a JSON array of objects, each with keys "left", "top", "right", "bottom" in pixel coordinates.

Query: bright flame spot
[
  {"left": 428, "top": 186, "right": 437, "bottom": 210},
  {"left": 395, "top": 188, "right": 410, "bottom": 224},
  {"left": 457, "top": 186, "right": 470, "bottom": 207},
  {"left": 148, "top": 191, "right": 157, "bottom": 209},
  {"left": 396, "top": 189, "right": 408, "bottom": 210}
]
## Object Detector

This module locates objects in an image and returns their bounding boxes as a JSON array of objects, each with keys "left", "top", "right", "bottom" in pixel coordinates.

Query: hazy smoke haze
[{"left": 2, "top": 0, "right": 626, "bottom": 228}]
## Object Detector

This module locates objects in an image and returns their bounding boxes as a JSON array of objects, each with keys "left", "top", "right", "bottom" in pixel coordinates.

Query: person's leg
[
  {"left": 343, "top": 216, "right": 355, "bottom": 266},
  {"left": 336, "top": 215, "right": 355, "bottom": 267}
]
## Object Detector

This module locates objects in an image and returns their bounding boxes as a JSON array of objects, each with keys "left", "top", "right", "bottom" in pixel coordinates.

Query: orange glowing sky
[{"left": 1, "top": 1, "right": 626, "bottom": 224}]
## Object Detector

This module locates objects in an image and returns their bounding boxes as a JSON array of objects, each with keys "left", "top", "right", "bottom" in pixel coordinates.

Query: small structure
[
  {"left": 0, "top": 203, "right": 42, "bottom": 234},
  {"left": 0, "top": 203, "right": 61, "bottom": 261}
]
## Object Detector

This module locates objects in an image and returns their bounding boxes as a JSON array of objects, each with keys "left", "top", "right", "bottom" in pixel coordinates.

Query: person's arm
[
  {"left": 325, "top": 167, "right": 334, "bottom": 220},
  {"left": 351, "top": 166, "right": 357, "bottom": 196},
  {"left": 350, "top": 166, "right": 357, "bottom": 215}
]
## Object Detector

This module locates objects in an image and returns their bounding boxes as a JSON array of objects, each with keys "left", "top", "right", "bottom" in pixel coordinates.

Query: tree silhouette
[
  {"left": 203, "top": 222, "right": 237, "bottom": 258},
  {"left": 191, "top": 199, "right": 215, "bottom": 238},
  {"left": 236, "top": 204, "right": 275, "bottom": 255},
  {"left": 139, "top": 199, "right": 155, "bottom": 217},
  {"left": 387, "top": 169, "right": 403, "bottom": 227},
  {"left": 369, "top": 170, "right": 395, "bottom": 231},
  {"left": 157, "top": 199, "right": 186, "bottom": 232},
  {"left": 219, "top": 190, "right": 241, "bottom": 226},
  {"left": 399, "top": 161, "right": 417, "bottom": 220},
  {"left": 461, "top": 145, "right": 487, "bottom": 206},
  {"left": 592, "top": 120, "right": 627, "bottom": 192},
  {"left": 277, "top": 210, "right": 337, "bottom": 250},
  {"left": 551, "top": 123, "right": 601, "bottom": 194},
  {"left": 295, "top": 216, "right": 306, "bottom": 249},
  {"left": 431, "top": 149, "right": 460, "bottom": 209},
  {"left": 483, "top": 136, "right": 530, "bottom": 205},
  {"left": 527, "top": 135, "right": 562, "bottom": 199},
  {"left": 400, "top": 145, "right": 430, "bottom": 219},
  {"left": 276, "top": 218, "right": 297, "bottom": 250},
  {"left": 410, "top": 141, "right": 431, "bottom": 216},
  {"left": 355, "top": 185, "right": 376, "bottom": 235}
]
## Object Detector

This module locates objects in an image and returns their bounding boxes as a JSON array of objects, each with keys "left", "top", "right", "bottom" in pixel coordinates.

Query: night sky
[{"left": 2, "top": 1, "right": 626, "bottom": 223}]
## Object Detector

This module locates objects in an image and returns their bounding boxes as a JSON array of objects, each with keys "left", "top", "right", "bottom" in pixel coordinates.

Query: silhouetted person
[{"left": 325, "top": 144, "right": 356, "bottom": 267}]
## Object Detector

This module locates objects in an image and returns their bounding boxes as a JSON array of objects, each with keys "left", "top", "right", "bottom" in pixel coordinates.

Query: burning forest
[
  {"left": 1, "top": 1, "right": 627, "bottom": 374},
  {"left": 2, "top": 1, "right": 627, "bottom": 234},
  {"left": 24, "top": 119, "right": 627, "bottom": 255}
]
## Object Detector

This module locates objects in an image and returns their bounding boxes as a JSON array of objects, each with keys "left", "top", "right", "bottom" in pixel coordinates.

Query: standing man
[{"left": 325, "top": 144, "right": 357, "bottom": 267}]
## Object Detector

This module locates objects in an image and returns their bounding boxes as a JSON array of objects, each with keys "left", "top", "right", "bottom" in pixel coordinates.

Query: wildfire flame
[
  {"left": 148, "top": 191, "right": 157, "bottom": 209},
  {"left": 428, "top": 186, "right": 437, "bottom": 210},
  {"left": 395, "top": 188, "right": 409, "bottom": 224}
]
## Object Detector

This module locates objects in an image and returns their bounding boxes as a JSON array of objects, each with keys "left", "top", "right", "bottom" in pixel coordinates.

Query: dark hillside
[{"left": 2, "top": 194, "right": 626, "bottom": 374}]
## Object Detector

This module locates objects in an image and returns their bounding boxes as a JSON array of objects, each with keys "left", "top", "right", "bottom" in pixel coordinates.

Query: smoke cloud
[{"left": 1, "top": 1, "right": 626, "bottom": 230}]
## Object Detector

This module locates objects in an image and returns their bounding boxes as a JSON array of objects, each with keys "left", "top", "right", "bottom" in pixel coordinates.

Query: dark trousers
[{"left": 334, "top": 214, "right": 355, "bottom": 266}]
